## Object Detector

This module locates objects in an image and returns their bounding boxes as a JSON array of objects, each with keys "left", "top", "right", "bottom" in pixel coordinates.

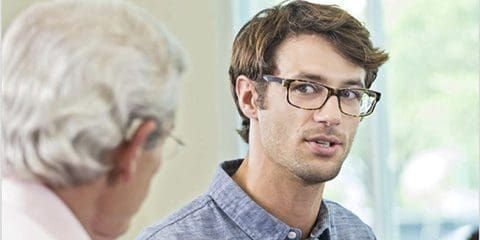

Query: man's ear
[
  {"left": 236, "top": 75, "right": 259, "bottom": 120},
  {"left": 109, "top": 119, "right": 158, "bottom": 183}
]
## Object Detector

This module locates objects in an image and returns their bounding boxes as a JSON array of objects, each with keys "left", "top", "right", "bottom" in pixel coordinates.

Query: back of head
[
  {"left": 229, "top": 0, "right": 389, "bottom": 143},
  {"left": 1, "top": 0, "right": 186, "bottom": 187}
]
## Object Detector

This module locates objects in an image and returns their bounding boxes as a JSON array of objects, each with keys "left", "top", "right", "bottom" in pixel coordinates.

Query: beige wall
[{"left": 2, "top": 0, "right": 241, "bottom": 239}]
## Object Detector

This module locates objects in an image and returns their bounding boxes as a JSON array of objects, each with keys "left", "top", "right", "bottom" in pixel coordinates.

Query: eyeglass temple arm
[{"left": 263, "top": 75, "right": 285, "bottom": 85}]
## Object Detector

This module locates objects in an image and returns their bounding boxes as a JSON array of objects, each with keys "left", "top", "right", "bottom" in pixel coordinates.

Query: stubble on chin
[
  {"left": 285, "top": 138, "right": 356, "bottom": 185},
  {"left": 289, "top": 152, "right": 344, "bottom": 185},
  {"left": 262, "top": 120, "right": 357, "bottom": 185}
]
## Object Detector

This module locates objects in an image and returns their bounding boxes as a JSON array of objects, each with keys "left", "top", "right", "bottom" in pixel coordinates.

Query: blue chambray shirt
[{"left": 137, "top": 159, "right": 376, "bottom": 240}]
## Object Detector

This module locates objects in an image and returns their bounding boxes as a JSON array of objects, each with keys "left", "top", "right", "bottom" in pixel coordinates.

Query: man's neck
[
  {"left": 232, "top": 156, "right": 325, "bottom": 239},
  {"left": 54, "top": 177, "right": 118, "bottom": 240}
]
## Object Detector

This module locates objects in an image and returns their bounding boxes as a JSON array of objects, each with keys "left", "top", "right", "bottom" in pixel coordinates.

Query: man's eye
[
  {"left": 340, "top": 89, "right": 361, "bottom": 100},
  {"left": 292, "top": 83, "right": 318, "bottom": 94}
]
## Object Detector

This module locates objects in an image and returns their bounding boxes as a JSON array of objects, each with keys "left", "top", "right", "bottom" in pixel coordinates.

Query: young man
[
  {"left": 1, "top": 0, "right": 185, "bottom": 239},
  {"left": 138, "top": 1, "right": 388, "bottom": 239}
]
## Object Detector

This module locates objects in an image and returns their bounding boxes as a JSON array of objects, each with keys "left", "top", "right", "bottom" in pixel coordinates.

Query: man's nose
[{"left": 313, "top": 96, "right": 341, "bottom": 126}]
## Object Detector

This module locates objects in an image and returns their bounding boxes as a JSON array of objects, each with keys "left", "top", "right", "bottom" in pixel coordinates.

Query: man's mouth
[
  {"left": 313, "top": 140, "right": 332, "bottom": 148},
  {"left": 304, "top": 135, "right": 343, "bottom": 156},
  {"left": 307, "top": 135, "right": 342, "bottom": 146}
]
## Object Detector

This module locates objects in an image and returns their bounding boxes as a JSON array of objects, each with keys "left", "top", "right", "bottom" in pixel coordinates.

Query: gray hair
[{"left": 1, "top": 0, "right": 186, "bottom": 187}]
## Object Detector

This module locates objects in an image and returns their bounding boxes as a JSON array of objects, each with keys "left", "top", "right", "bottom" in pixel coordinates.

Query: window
[{"left": 386, "top": 0, "right": 478, "bottom": 239}]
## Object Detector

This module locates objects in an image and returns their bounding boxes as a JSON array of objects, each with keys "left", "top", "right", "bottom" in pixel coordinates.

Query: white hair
[{"left": 1, "top": 0, "right": 186, "bottom": 187}]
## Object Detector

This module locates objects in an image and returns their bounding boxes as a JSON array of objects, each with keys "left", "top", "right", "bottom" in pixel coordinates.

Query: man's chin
[
  {"left": 299, "top": 172, "right": 340, "bottom": 185},
  {"left": 90, "top": 220, "right": 130, "bottom": 240},
  {"left": 293, "top": 162, "right": 344, "bottom": 185}
]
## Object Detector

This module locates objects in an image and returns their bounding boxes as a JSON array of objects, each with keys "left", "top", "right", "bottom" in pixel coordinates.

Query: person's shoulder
[
  {"left": 324, "top": 199, "right": 365, "bottom": 221},
  {"left": 323, "top": 199, "right": 376, "bottom": 239},
  {"left": 136, "top": 193, "right": 226, "bottom": 240}
]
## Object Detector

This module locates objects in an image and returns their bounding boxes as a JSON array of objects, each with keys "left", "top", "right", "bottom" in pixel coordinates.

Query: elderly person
[{"left": 1, "top": 0, "right": 185, "bottom": 239}]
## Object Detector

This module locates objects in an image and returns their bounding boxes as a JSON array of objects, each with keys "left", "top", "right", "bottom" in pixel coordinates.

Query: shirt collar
[
  {"left": 310, "top": 201, "right": 332, "bottom": 239},
  {"left": 2, "top": 178, "right": 91, "bottom": 240},
  {"left": 208, "top": 159, "right": 332, "bottom": 240}
]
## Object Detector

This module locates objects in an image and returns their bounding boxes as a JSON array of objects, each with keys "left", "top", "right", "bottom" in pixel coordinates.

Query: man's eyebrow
[
  {"left": 293, "top": 72, "right": 326, "bottom": 82},
  {"left": 293, "top": 72, "right": 365, "bottom": 88},
  {"left": 342, "top": 80, "right": 365, "bottom": 88}
]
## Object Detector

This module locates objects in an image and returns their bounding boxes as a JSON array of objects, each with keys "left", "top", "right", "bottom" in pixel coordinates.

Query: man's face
[
  {"left": 257, "top": 34, "right": 365, "bottom": 184},
  {"left": 95, "top": 122, "right": 166, "bottom": 236}
]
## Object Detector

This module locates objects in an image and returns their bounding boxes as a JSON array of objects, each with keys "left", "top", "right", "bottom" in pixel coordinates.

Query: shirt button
[{"left": 287, "top": 231, "right": 297, "bottom": 239}]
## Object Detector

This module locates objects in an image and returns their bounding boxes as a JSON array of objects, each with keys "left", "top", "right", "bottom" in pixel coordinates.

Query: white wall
[{"left": 2, "top": 1, "right": 241, "bottom": 239}]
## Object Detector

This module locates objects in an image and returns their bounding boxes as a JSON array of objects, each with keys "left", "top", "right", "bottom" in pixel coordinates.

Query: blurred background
[{"left": 3, "top": 0, "right": 478, "bottom": 239}]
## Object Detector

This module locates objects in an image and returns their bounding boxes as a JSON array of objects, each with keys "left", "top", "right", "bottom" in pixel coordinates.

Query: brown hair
[{"left": 229, "top": 0, "right": 389, "bottom": 143}]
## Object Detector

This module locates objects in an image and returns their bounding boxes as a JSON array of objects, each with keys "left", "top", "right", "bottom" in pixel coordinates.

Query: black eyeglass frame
[{"left": 262, "top": 75, "right": 381, "bottom": 117}]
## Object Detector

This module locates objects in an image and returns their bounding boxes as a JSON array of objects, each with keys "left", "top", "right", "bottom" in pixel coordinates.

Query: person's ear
[
  {"left": 109, "top": 119, "right": 158, "bottom": 183},
  {"left": 236, "top": 75, "right": 259, "bottom": 120}
]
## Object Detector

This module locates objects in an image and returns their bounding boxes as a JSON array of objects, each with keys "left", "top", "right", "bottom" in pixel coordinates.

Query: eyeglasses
[
  {"left": 154, "top": 120, "right": 185, "bottom": 159},
  {"left": 263, "top": 75, "right": 381, "bottom": 117},
  {"left": 146, "top": 128, "right": 185, "bottom": 159},
  {"left": 161, "top": 133, "right": 184, "bottom": 159},
  {"left": 126, "top": 117, "right": 185, "bottom": 159}
]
